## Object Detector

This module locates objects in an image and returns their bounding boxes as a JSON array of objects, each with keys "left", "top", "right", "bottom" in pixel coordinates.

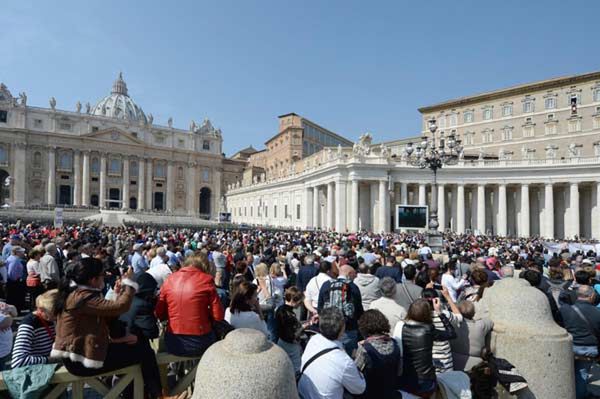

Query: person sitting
[
  {"left": 225, "top": 281, "right": 269, "bottom": 336},
  {"left": 119, "top": 273, "right": 162, "bottom": 398},
  {"left": 51, "top": 258, "right": 142, "bottom": 377},
  {"left": 11, "top": 289, "right": 59, "bottom": 369},
  {"left": 394, "top": 298, "right": 456, "bottom": 398},
  {"left": 369, "top": 277, "right": 407, "bottom": 334},
  {"left": 297, "top": 307, "right": 366, "bottom": 399},
  {"left": 156, "top": 255, "right": 224, "bottom": 357},
  {"left": 354, "top": 309, "right": 402, "bottom": 399},
  {"left": 275, "top": 287, "right": 306, "bottom": 374},
  {"left": 450, "top": 301, "right": 494, "bottom": 372}
]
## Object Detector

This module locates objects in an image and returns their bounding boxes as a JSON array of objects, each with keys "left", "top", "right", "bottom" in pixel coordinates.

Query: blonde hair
[
  {"left": 270, "top": 262, "right": 282, "bottom": 277},
  {"left": 184, "top": 253, "right": 211, "bottom": 274},
  {"left": 255, "top": 263, "right": 269, "bottom": 278},
  {"left": 36, "top": 289, "right": 59, "bottom": 312}
]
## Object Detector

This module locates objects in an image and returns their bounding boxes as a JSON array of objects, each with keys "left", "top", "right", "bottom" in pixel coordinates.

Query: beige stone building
[
  {"left": 418, "top": 71, "right": 600, "bottom": 161},
  {"left": 0, "top": 74, "right": 235, "bottom": 220}
]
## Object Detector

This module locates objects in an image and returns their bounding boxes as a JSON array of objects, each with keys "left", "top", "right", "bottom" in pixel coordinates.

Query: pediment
[{"left": 82, "top": 128, "right": 145, "bottom": 146}]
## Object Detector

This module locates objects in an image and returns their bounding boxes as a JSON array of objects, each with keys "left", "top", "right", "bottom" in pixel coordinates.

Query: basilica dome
[{"left": 90, "top": 73, "right": 147, "bottom": 124}]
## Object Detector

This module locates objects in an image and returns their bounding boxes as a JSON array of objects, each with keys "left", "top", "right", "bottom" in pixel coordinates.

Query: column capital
[{"left": 14, "top": 142, "right": 27, "bottom": 149}]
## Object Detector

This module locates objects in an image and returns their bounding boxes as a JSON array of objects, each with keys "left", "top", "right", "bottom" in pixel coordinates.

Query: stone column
[
  {"left": 520, "top": 184, "right": 530, "bottom": 237},
  {"left": 379, "top": 179, "right": 390, "bottom": 233},
  {"left": 497, "top": 183, "right": 507, "bottom": 236},
  {"left": 121, "top": 156, "right": 129, "bottom": 209},
  {"left": 137, "top": 158, "right": 145, "bottom": 211},
  {"left": 544, "top": 183, "right": 554, "bottom": 239},
  {"left": 73, "top": 150, "right": 81, "bottom": 206},
  {"left": 213, "top": 169, "right": 222, "bottom": 219},
  {"left": 47, "top": 147, "right": 56, "bottom": 205},
  {"left": 568, "top": 182, "right": 580, "bottom": 239},
  {"left": 350, "top": 179, "right": 359, "bottom": 232},
  {"left": 437, "top": 184, "right": 446, "bottom": 231},
  {"left": 477, "top": 184, "right": 486, "bottom": 235},
  {"left": 12, "top": 143, "right": 26, "bottom": 207},
  {"left": 312, "top": 186, "right": 319, "bottom": 229},
  {"left": 418, "top": 183, "right": 426, "bottom": 205},
  {"left": 400, "top": 182, "right": 408, "bottom": 232},
  {"left": 146, "top": 160, "right": 153, "bottom": 210},
  {"left": 81, "top": 151, "right": 90, "bottom": 206},
  {"left": 456, "top": 184, "right": 465, "bottom": 234},
  {"left": 186, "top": 163, "right": 197, "bottom": 215},
  {"left": 99, "top": 153, "right": 107, "bottom": 208},
  {"left": 326, "top": 182, "right": 334, "bottom": 230},
  {"left": 335, "top": 180, "right": 347, "bottom": 232},
  {"left": 305, "top": 187, "right": 313, "bottom": 228},
  {"left": 166, "top": 162, "right": 175, "bottom": 212}
]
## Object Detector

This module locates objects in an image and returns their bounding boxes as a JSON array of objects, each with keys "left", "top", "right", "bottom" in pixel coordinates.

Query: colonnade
[{"left": 301, "top": 179, "right": 600, "bottom": 240}]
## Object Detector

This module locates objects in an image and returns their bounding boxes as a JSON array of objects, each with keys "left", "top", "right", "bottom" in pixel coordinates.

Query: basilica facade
[
  {"left": 0, "top": 74, "right": 242, "bottom": 219},
  {"left": 226, "top": 71, "right": 600, "bottom": 240}
]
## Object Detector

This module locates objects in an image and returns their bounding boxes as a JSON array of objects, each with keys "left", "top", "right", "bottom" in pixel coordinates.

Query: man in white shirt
[
  {"left": 304, "top": 261, "right": 334, "bottom": 316},
  {"left": 298, "top": 307, "right": 365, "bottom": 399},
  {"left": 150, "top": 246, "right": 167, "bottom": 269}
]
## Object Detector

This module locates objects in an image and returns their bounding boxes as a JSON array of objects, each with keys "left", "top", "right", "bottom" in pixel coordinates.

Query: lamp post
[{"left": 404, "top": 118, "right": 463, "bottom": 252}]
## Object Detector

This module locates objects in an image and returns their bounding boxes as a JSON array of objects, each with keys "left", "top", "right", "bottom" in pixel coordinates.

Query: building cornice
[{"left": 418, "top": 71, "right": 600, "bottom": 114}]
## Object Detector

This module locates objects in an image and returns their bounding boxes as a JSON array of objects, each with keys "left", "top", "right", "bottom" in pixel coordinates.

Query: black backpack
[{"left": 323, "top": 279, "right": 355, "bottom": 320}]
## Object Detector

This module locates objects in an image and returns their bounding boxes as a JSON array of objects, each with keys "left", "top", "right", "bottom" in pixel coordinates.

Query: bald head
[{"left": 339, "top": 265, "right": 356, "bottom": 280}]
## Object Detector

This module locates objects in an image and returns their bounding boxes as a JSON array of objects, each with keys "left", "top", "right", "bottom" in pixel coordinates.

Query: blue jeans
[
  {"left": 574, "top": 345, "right": 598, "bottom": 399},
  {"left": 265, "top": 308, "right": 278, "bottom": 342},
  {"left": 341, "top": 329, "right": 359, "bottom": 356},
  {"left": 165, "top": 331, "right": 216, "bottom": 357}
]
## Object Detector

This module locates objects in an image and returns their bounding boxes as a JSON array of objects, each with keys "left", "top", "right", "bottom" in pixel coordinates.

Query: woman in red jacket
[{"left": 155, "top": 254, "right": 224, "bottom": 357}]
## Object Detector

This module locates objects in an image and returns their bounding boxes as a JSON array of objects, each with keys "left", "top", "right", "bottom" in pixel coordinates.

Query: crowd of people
[{"left": 0, "top": 220, "right": 598, "bottom": 398}]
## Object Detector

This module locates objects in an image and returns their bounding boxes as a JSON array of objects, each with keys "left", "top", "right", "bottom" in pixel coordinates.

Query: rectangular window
[
  {"left": 483, "top": 108, "right": 492, "bottom": 120},
  {"left": 34, "top": 119, "right": 43, "bottom": 128},
  {"left": 202, "top": 170, "right": 210, "bottom": 181},
  {"left": 502, "top": 105, "right": 512, "bottom": 117},
  {"left": 178, "top": 139, "right": 185, "bottom": 148},
  {"left": 523, "top": 101, "right": 534, "bottom": 113},
  {"left": 545, "top": 124, "right": 557, "bottom": 135},
  {"left": 544, "top": 97, "right": 556, "bottom": 109},
  {"left": 568, "top": 119, "right": 582, "bottom": 133},
  {"left": 594, "top": 89, "right": 600, "bottom": 102},
  {"left": 155, "top": 135, "right": 165, "bottom": 144},
  {"left": 449, "top": 113, "right": 457, "bottom": 127},
  {"left": 91, "top": 126, "right": 99, "bottom": 132},
  {"left": 59, "top": 122, "right": 72, "bottom": 131},
  {"left": 594, "top": 117, "right": 600, "bottom": 130},
  {"left": 0, "top": 110, "right": 7, "bottom": 123},
  {"left": 284, "top": 205, "right": 289, "bottom": 218},
  {"left": 274, "top": 205, "right": 277, "bottom": 218},
  {"left": 482, "top": 131, "right": 493, "bottom": 143},
  {"left": 523, "top": 125, "right": 535, "bottom": 138},
  {"left": 502, "top": 128, "right": 513, "bottom": 141},
  {"left": 296, "top": 204, "right": 301, "bottom": 219},
  {"left": 547, "top": 113, "right": 555, "bottom": 121},
  {"left": 464, "top": 133, "right": 474, "bottom": 145},
  {"left": 570, "top": 93, "right": 581, "bottom": 105},
  {"left": 463, "top": 111, "right": 474, "bottom": 123}
]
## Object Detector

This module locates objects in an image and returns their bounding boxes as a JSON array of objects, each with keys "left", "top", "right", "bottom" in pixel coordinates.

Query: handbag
[{"left": 26, "top": 273, "right": 41, "bottom": 288}]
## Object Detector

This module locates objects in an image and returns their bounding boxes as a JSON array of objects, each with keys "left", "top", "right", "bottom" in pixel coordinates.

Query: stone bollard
[
  {"left": 192, "top": 328, "right": 299, "bottom": 399},
  {"left": 481, "top": 278, "right": 574, "bottom": 399}
]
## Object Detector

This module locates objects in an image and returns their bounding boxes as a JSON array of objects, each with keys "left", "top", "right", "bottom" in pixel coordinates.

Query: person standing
[
  {"left": 369, "top": 277, "right": 407, "bottom": 334},
  {"left": 39, "top": 243, "right": 60, "bottom": 290},
  {"left": 131, "top": 243, "right": 148, "bottom": 275},
  {"left": 297, "top": 307, "right": 366, "bottom": 399},
  {"left": 6, "top": 246, "right": 26, "bottom": 313}
]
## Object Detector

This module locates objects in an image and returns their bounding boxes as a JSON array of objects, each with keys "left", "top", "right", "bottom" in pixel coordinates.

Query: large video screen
[{"left": 395, "top": 205, "right": 428, "bottom": 229}]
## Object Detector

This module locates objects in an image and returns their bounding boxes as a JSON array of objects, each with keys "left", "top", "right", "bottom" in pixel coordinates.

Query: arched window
[
  {"left": 59, "top": 152, "right": 72, "bottom": 170},
  {"left": 33, "top": 151, "right": 42, "bottom": 168},
  {"left": 91, "top": 157, "right": 100, "bottom": 174},
  {"left": 203, "top": 140, "right": 210, "bottom": 150},
  {"left": 177, "top": 166, "right": 184, "bottom": 179},
  {"left": 130, "top": 161, "right": 138, "bottom": 178},
  {"left": 0, "top": 146, "right": 7, "bottom": 165},
  {"left": 109, "top": 158, "right": 121, "bottom": 175},
  {"left": 155, "top": 162, "right": 166, "bottom": 179}
]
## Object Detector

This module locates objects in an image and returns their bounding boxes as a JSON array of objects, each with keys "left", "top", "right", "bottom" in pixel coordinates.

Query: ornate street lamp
[{"left": 404, "top": 118, "right": 463, "bottom": 251}]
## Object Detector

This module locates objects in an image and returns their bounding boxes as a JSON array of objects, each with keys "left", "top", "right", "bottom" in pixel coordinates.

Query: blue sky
[{"left": 2, "top": 1, "right": 599, "bottom": 155}]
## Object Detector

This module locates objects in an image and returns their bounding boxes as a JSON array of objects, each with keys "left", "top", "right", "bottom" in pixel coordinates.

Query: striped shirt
[
  {"left": 432, "top": 310, "right": 462, "bottom": 373},
  {"left": 11, "top": 313, "right": 55, "bottom": 369}
]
